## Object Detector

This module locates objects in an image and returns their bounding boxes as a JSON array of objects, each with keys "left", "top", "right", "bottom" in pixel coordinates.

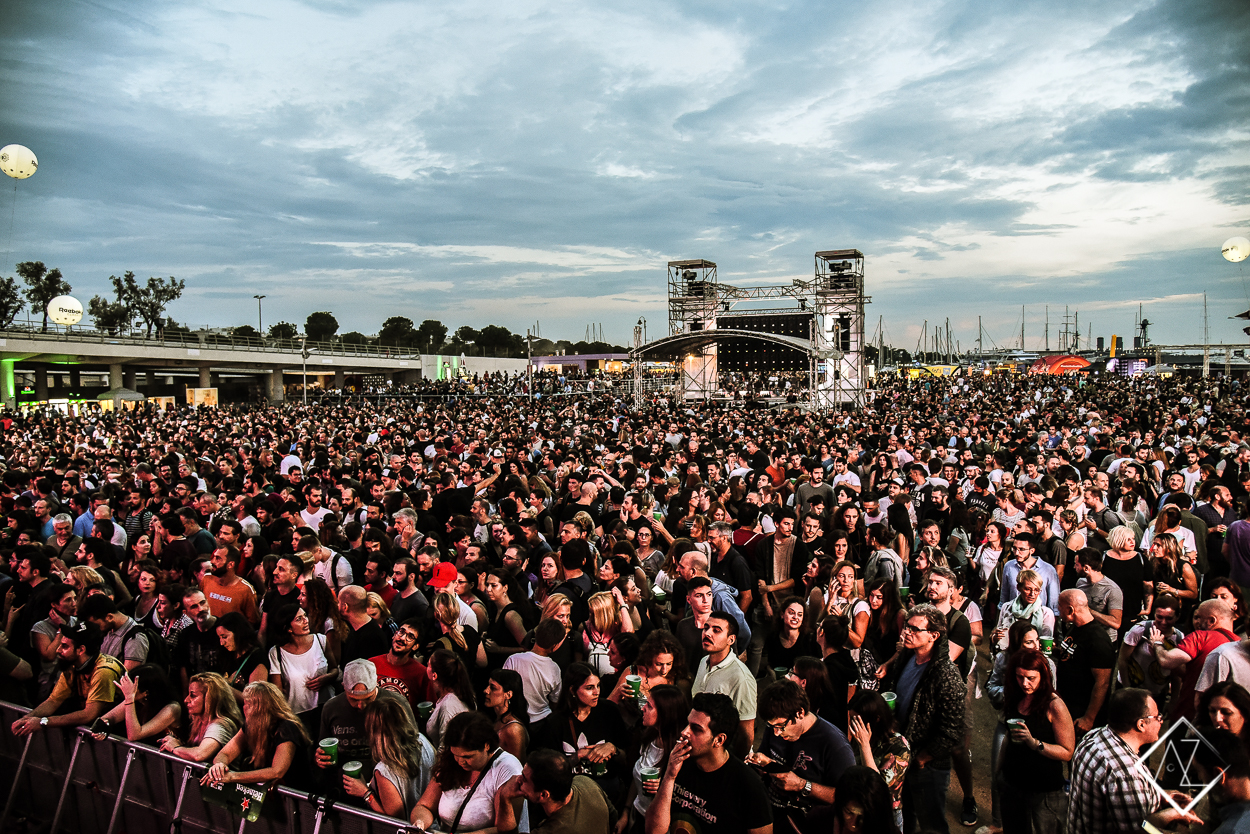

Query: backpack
[
  {"left": 329, "top": 550, "right": 363, "bottom": 591},
  {"left": 121, "top": 620, "right": 171, "bottom": 674}
]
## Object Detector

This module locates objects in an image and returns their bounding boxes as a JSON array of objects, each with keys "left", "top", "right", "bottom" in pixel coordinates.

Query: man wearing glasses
[
  {"left": 368, "top": 622, "right": 429, "bottom": 710},
  {"left": 747, "top": 680, "right": 854, "bottom": 831},
  {"left": 881, "top": 604, "right": 965, "bottom": 834}
]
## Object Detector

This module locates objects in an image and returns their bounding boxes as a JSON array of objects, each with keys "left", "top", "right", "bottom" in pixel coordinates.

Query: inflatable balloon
[
  {"left": 1223, "top": 236, "right": 1250, "bottom": 264},
  {"left": 48, "top": 296, "right": 83, "bottom": 326},
  {"left": 0, "top": 145, "right": 37, "bottom": 180}
]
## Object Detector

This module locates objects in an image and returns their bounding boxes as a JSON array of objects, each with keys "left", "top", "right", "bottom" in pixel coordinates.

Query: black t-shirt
[
  {"left": 539, "top": 704, "right": 629, "bottom": 779},
  {"left": 262, "top": 585, "right": 300, "bottom": 614},
  {"left": 821, "top": 652, "right": 859, "bottom": 732},
  {"left": 759, "top": 716, "right": 856, "bottom": 818},
  {"left": 672, "top": 755, "right": 773, "bottom": 834},
  {"left": 709, "top": 548, "right": 754, "bottom": 599},
  {"left": 341, "top": 620, "right": 391, "bottom": 668},
  {"left": 389, "top": 588, "right": 429, "bottom": 625},
  {"left": 763, "top": 631, "right": 819, "bottom": 675},
  {"left": 250, "top": 718, "right": 312, "bottom": 790},
  {"left": 1054, "top": 620, "right": 1116, "bottom": 723},
  {"left": 675, "top": 617, "right": 707, "bottom": 675},
  {"left": 174, "top": 621, "right": 225, "bottom": 677},
  {"left": 317, "top": 688, "right": 414, "bottom": 785},
  {"left": 945, "top": 607, "right": 973, "bottom": 678}
]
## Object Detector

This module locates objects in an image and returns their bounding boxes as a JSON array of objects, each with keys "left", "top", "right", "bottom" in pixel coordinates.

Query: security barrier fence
[{"left": 0, "top": 702, "right": 420, "bottom": 834}]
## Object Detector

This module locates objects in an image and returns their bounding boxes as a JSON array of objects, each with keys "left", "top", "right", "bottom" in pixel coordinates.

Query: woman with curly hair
[
  {"left": 410, "top": 711, "right": 523, "bottom": 834},
  {"left": 1150, "top": 532, "right": 1199, "bottom": 622},
  {"left": 606, "top": 629, "right": 688, "bottom": 710},
  {"left": 202, "top": 680, "right": 313, "bottom": 790}
]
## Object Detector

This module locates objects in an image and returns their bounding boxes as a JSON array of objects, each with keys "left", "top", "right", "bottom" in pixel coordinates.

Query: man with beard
[
  {"left": 10, "top": 620, "right": 123, "bottom": 735},
  {"left": 368, "top": 621, "right": 429, "bottom": 708},
  {"left": 173, "top": 589, "right": 223, "bottom": 694},
  {"left": 199, "top": 544, "right": 260, "bottom": 625},
  {"left": 388, "top": 556, "right": 429, "bottom": 623}
]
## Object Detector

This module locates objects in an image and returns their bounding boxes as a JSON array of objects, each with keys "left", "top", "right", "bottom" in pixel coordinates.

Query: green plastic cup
[
  {"left": 1040, "top": 637, "right": 1054, "bottom": 654},
  {"left": 653, "top": 511, "right": 663, "bottom": 521},
  {"left": 318, "top": 737, "right": 339, "bottom": 764},
  {"left": 773, "top": 666, "right": 789, "bottom": 680},
  {"left": 882, "top": 691, "right": 897, "bottom": 711},
  {"left": 342, "top": 760, "right": 364, "bottom": 780},
  {"left": 899, "top": 586, "right": 909, "bottom": 602},
  {"left": 592, "top": 760, "right": 608, "bottom": 777},
  {"left": 417, "top": 701, "right": 434, "bottom": 721},
  {"left": 1007, "top": 718, "right": 1027, "bottom": 740},
  {"left": 640, "top": 765, "right": 660, "bottom": 794},
  {"left": 652, "top": 588, "right": 667, "bottom": 604},
  {"left": 625, "top": 674, "right": 642, "bottom": 698}
]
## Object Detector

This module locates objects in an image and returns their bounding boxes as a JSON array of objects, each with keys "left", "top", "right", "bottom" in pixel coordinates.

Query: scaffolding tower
[
  {"left": 812, "top": 250, "right": 868, "bottom": 409},
  {"left": 667, "top": 260, "right": 720, "bottom": 399}
]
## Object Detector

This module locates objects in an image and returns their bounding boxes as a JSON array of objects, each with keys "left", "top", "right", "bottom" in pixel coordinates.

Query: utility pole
[
  {"left": 1021, "top": 305, "right": 1025, "bottom": 351},
  {"left": 1204, "top": 292, "right": 1211, "bottom": 378},
  {"left": 253, "top": 295, "right": 265, "bottom": 335},
  {"left": 977, "top": 315, "right": 983, "bottom": 355},
  {"left": 526, "top": 329, "right": 533, "bottom": 401},
  {"left": 300, "top": 337, "right": 309, "bottom": 406},
  {"left": 1045, "top": 305, "right": 1049, "bottom": 351}
]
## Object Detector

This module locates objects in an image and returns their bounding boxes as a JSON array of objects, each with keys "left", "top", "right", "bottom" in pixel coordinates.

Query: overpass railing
[
  {"left": 0, "top": 325, "right": 421, "bottom": 362},
  {"left": 0, "top": 701, "right": 419, "bottom": 834}
]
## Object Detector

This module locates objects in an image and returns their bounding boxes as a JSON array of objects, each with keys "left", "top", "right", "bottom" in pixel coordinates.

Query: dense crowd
[{"left": 1, "top": 370, "right": 1250, "bottom": 834}]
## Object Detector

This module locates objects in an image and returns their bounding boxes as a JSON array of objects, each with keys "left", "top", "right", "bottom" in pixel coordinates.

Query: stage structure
[{"left": 631, "top": 251, "right": 869, "bottom": 410}]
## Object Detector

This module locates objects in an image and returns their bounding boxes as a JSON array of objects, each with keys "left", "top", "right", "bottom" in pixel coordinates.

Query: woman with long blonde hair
[
  {"left": 161, "top": 672, "right": 243, "bottom": 762},
  {"left": 342, "top": 693, "right": 435, "bottom": 818},
  {"left": 201, "top": 681, "right": 312, "bottom": 789},
  {"left": 579, "top": 591, "right": 633, "bottom": 676},
  {"left": 427, "top": 590, "right": 487, "bottom": 668}
]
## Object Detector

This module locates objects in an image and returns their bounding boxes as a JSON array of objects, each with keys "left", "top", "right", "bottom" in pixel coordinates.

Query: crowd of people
[{"left": 0, "top": 370, "right": 1249, "bottom": 834}]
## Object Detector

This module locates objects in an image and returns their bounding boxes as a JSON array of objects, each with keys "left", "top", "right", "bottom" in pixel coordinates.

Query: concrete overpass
[{"left": 0, "top": 327, "right": 527, "bottom": 407}]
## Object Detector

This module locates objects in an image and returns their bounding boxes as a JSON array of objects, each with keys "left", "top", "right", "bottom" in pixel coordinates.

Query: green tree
[
  {"left": 341, "top": 331, "right": 370, "bottom": 345},
  {"left": 305, "top": 311, "right": 339, "bottom": 343},
  {"left": 454, "top": 325, "right": 480, "bottom": 345},
  {"left": 378, "top": 316, "right": 417, "bottom": 346},
  {"left": 230, "top": 324, "right": 261, "bottom": 339},
  {"left": 87, "top": 296, "right": 130, "bottom": 334},
  {"left": 0, "top": 275, "right": 22, "bottom": 328},
  {"left": 415, "top": 319, "right": 448, "bottom": 352},
  {"left": 17, "top": 261, "right": 72, "bottom": 332},
  {"left": 269, "top": 321, "right": 299, "bottom": 340},
  {"left": 133, "top": 275, "right": 185, "bottom": 338}
]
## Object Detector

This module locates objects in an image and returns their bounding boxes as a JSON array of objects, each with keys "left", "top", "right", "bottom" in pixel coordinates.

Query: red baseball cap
[{"left": 430, "top": 561, "right": 459, "bottom": 589}]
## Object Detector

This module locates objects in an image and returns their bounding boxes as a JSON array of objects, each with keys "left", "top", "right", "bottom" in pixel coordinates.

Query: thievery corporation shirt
[{"left": 672, "top": 756, "right": 773, "bottom": 834}]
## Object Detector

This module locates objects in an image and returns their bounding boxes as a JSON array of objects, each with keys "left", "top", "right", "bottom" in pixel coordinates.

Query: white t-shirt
[
  {"left": 268, "top": 634, "right": 333, "bottom": 713},
  {"left": 1139, "top": 525, "right": 1198, "bottom": 557},
  {"left": 313, "top": 551, "right": 354, "bottom": 591},
  {"left": 427, "top": 692, "right": 469, "bottom": 750},
  {"left": 832, "top": 471, "right": 862, "bottom": 491},
  {"left": 280, "top": 454, "right": 303, "bottom": 475},
  {"left": 502, "top": 651, "right": 562, "bottom": 722},
  {"left": 1197, "top": 640, "right": 1250, "bottom": 695},
  {"left": 435, "top": 750, "right": 523, "bottom": 832},
  {"left": 301, "top": 507, "right": 333, "bottom": 530}
]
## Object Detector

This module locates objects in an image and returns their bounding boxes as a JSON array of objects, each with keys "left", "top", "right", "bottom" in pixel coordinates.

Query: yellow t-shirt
[{"left": 49, "top": 653, "right": 125, "bottom": 707}]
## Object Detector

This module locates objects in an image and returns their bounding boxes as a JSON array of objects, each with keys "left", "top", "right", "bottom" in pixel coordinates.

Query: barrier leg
[
  {"left": 236, "top": 814, "right": 248, "bottom": 834},
  {"left": 0, "top": 734, "right": 33, "bottom": 829},
  {"left": 167, "top": 765, "right": 193, "bottom": 834},
  {"left": 104, "top": 747, "right": 136, "bottom": 834},
  {"left": 49, "top": 733, "right": 85, "bottom": 834}
]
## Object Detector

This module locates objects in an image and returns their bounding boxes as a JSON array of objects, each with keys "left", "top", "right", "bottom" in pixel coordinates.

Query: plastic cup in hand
[
  {"left": 342, "top": 761, "right": 364, "bottom": 780},
  {"left": 1007, "top": 718, "right": 1026, "bottom": 740},
  {"left": 417, "top": 701, "right": 434, "bottom": 721},
  {"left": 318, "top": 737, "right": 339, "bottom": 765},
  {"left": 1040, "top": 637, "right": 1054, "bottom": 654},
  {"left": 899, "top": 586, "right": 909, "bottom": 602},
  {"left": 652, "top": 588, "right": 667, "bottom": 604},
  {"left": 882, "top": 692, "right": 897, "bottom": 711},
  {"left": 773, "top": 667, "right": 789, "bottom": 680},
  {"left": 640, "top": 766, "right": 661, "bottom": 794},
  {"left": 625, "top": 674, "right": 643, "bottom": 699},
  {"left": 593, "top": 760, "right": 608, "bottom": 777},
  {"left": 653, "top": 511, "right": 663, "bottom": 521}
]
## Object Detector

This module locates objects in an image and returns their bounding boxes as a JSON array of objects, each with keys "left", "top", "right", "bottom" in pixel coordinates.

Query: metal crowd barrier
[{"left": 0, "top": 701, "right": 420, "bottom": 834}]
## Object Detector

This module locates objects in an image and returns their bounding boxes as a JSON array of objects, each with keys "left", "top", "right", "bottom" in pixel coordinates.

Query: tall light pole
[
  {"left": 300, "top": 337, "right": 310, "bottom": 406},
  {"left": 253, "top": 295, "right": 266, "bottom": 335}
]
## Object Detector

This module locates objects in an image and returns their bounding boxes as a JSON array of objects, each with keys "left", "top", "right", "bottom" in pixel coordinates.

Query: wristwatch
[
  {"left": 802, "top": 780, "right": 813, "bottom": 796},
  {"left": 1035, "top": 739, "right": 1044, "bottom": 752},
  {"left": 39, "top": 717, "right": 48, "bottom": 727}
]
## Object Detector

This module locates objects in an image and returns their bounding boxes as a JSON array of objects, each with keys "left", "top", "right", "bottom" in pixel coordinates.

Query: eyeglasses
[
  {"left": 902, "top": 623, "right": 934, "bottom": 634},
  {"left": 1142, "top": 713, "right": 1164, "bottom": 724},
  {"left": 766, "top": 716, "right": 796, "bottom": 734}
]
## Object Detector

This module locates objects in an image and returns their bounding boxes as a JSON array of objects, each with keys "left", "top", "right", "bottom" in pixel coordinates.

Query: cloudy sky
[{"left": 2, "top": 0, "right": 1248, "bottom": 350}]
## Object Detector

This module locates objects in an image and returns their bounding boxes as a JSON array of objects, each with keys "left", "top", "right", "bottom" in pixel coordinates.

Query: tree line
[
  {"left": 0, "top": 261, "right": 185, "bottom": 336},
  {"left": 242, "top": 313, "right": 626, "bottom": 358}
]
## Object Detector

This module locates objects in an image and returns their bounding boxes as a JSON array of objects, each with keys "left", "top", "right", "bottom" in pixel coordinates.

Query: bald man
[
  {"left": 1056, "top": 589, "right": 1116, "bottom": 733},
  {"left": 337, "top": 585, "right": 390, "bottom": 667},
  {"left": 1149, "top": 598, "right": 1239, "bottom": 721}
]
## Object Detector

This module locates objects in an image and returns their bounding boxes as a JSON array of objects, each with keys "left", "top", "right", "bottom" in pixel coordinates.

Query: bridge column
[
  {"left": 146, "top": 371, "right": 156, "bottom": 391},
  {"left": 122, "top": 367, "right": 136, "bottom": 389},
  {"left": 109, "top": 363, "right": 124, "bottom": 390},
  {"left": 34, "top": 364, "right": 48, "bottom": 402},
  {"left": 69, "top": 369, "right": 81, "bottom": 389},
  {"left": 333, "top": 369, "right": 345, "bottom": 390},
  {"left": 0, "top": 360, "right": 13, "bottom": 411},
  {"left": 268, "top": 366, "right": 285, "bottom": 403},
  {"left": 198, "top": 365, "right": 211, "bottom": 388}
]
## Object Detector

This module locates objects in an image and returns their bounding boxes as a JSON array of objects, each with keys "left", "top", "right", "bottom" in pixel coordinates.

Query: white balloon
[
  {"left": 0, "top": 144, "right": 37, "bottom": 180},
  {"left": 1223, "top": 236, "right": 1250, "bottom": 263},
  {"left": 48, "top": 295, "right": 83, "bottom": 326}
]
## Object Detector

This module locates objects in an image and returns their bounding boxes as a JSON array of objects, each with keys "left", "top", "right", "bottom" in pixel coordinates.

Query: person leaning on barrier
[
  {"left": 159, "top": 671, "right": 242, "bottom": 762},
  {"left": 409, "top": 710, "right": 523, "bottom": 833},
  {"left": 202, "top": 680, "right": 313, "bottom": 790},
  {"left": 11, "top": 620, "right": 123, "bottom": 736},
  {"left": 93, "top": 663, "right": 182, "bottom": 742}
]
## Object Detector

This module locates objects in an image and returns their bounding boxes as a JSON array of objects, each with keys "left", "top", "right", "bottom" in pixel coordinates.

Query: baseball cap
[
  {"left": 430, "top": 561, "right": 459, "bottom": 590},
  {"left": 342, "top": 659, "right": 379, "bottom": 694}
]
